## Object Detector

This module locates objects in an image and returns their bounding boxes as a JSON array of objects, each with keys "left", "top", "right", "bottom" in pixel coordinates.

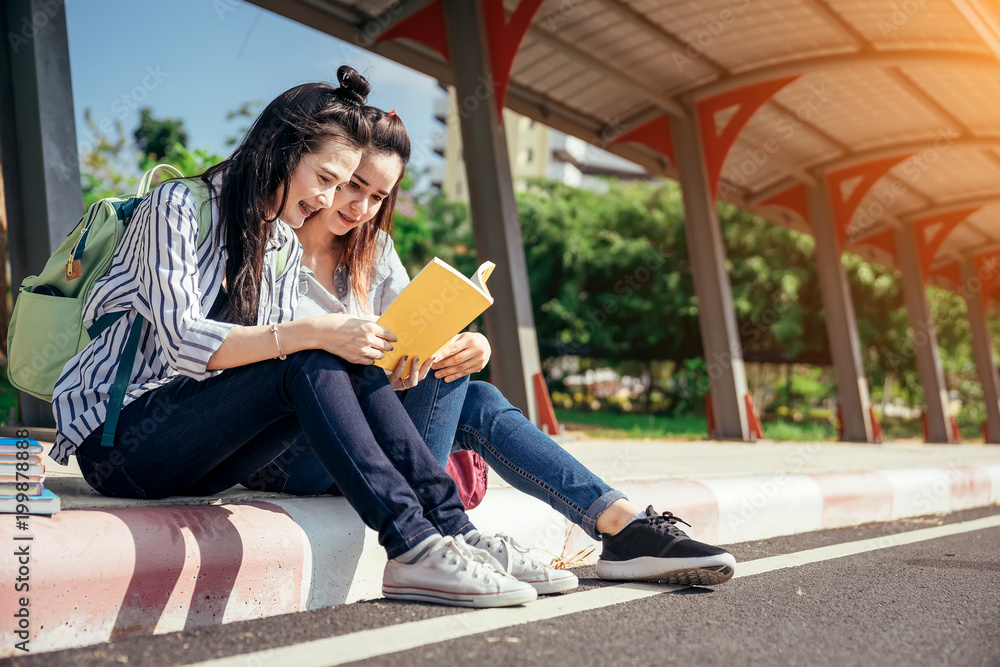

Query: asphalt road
[{"left": 5, "top": 506, "right": 999, "bottom": 667}]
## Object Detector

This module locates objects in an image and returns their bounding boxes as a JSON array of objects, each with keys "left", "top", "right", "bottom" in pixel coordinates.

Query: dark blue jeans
[
  {"left": 247, "top": 376, "right": 625, "bottom": 540},
  {"left": 75, "top": 350, "right": 473, "bottom": 558}
]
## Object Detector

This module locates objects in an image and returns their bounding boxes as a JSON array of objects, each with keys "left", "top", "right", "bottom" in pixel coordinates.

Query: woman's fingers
[
  {"left": 417, "top": 355, "right": 435, "bottom": 382},
  {"left": 388, "top": 355, "right": 407, "bottom": 388},
  {"left": 436, "top": 359, "right": 479, "bottom": 383},
  {"left": 399, "top": 356, "right": 421, "bottom": 389},
  {"left": 365, "top": 321, "right": 397, "bottom": 344},
  {"left": 434, "top": 347, "right": 476, "bottom": 373}
]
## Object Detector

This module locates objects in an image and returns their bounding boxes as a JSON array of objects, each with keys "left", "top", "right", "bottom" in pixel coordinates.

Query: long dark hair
[
  {"left": 342, "top": 106, "right": 411, "bottom": 307},
  {"left": 203, "top": 66, "right": 372, "bottom": 325}
]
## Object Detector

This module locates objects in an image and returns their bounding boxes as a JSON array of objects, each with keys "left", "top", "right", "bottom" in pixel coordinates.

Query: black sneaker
[{"left": 596, "top": 506, "right": 736, "bottom": 585}]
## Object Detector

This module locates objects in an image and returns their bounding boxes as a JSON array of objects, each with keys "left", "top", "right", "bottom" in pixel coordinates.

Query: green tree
[{"left": 134, "top": 108, "right": 189, "bottom": 162}]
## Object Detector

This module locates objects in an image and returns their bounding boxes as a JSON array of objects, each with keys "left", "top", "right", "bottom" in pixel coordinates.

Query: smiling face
[
  {"left": 319, "top": 151, "right": 404, "bottom": 236},
  {"left": 276, "top": 141, "right": 362, "bottom": 228}
]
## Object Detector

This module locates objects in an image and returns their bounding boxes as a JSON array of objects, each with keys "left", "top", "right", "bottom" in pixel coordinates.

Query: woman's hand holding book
[
  {"left": 313, "top": 313, "right": 397, "bottom": 366},
  {"left": 431, "top": 333, "right": 491, "bottom": 383}
]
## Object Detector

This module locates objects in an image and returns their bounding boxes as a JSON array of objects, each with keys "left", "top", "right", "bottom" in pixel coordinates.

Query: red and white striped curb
[
  {"left": 558, "top": 465, "right": 1000, "bottom": 560},
  {"left": 1, "top": 464, "right": 998, "bottom": 656}
]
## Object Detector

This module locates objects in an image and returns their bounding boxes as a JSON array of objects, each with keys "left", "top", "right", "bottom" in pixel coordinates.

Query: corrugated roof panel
[
  {"left": 513, "top": 38, "right": 580, "bottom": 87},
  {"left": 533, "top": 4, "right": 719, "bottom": 90},
  {"left": 780, "top": 69, "right": 948, "bottom": 151},
  {"left": 736, "top": 104, "right": 845, "bottom": 172},
  {"left": 543, "top": 3, "right": 629, "bottom": 43},
  {"left": 721, "top": 143, "right": 790, "bottom": 189},
  {"left": 901, "top": 65, "right": 1000, "bottom": 137},
  {"left": 546, "top": 67, "right": 610, "bottom": 107},
  {"left": 890, "top": 149, "right": 1000, "bottom": 204},
  {"left": 530, "top": 0, "right": 605, "bottom": 30},
  {"left": 827, "top": 0, "right": 988, "bottom": 52},
  {"left": 513, "top": 41, "right": 650, "bottom": 119},
  {"left": 634, "top": 0, "right": 856, "bottom": 71},
  {"left": 566, "top": 82, "right": 650, "bottom": 120},
  {"left": 704, "top": 2, "right": 858, "bottom": 71}
]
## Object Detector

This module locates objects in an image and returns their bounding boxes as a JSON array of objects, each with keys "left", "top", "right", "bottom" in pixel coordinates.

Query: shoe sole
[
  {"left": 596, "top": 554, "right": 737, "bottom": 586},
  {"left": 382, "top": 584, "right": 538, "bottom": 608},
  {"left": 525, "top": 572, "right": 579, "bottom": 595}
]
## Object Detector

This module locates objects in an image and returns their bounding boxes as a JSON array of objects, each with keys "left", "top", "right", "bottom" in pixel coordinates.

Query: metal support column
[
  {"left": 894, "top": 225, "right": 953, "bottom": 442},
  {"left": 441, "top": 0, "right": 540, "bottom": 422},
  {"left": 0, "top": 0, "right": 81, "bottom": 427},
  {"left": 960, "top": 259, "right": 1000, "bottom": 443},
  {"left": 669, "top": 114, "right": 750, "bottom": 439},
  {"left": 805, "top": 185, "right": 874, "bottom": 442}
]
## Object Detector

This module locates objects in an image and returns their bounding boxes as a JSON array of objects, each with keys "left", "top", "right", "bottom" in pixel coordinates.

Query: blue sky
[{"left": 65, "top": 0, "right": 443, "bottom": 176}]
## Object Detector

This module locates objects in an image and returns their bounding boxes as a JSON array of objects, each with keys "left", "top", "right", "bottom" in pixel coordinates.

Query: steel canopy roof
[{"left": 251, "top": 0, "right": 1000, "bottom": 300}]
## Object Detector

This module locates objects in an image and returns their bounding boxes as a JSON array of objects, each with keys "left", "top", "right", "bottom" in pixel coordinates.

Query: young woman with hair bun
[{"left": 51, "top": 67, "right": 543, "bottom": 609}]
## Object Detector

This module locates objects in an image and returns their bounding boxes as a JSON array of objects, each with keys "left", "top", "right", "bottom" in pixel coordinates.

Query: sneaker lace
[
  {"left": 481, "top": 533, "right": 540, "bottom": 571},
  {"left": 647, "top": 510, "right": 693, "bottom": 538},
  {"left": 445, "top": 536, "right": 502, "bottom": 583}
]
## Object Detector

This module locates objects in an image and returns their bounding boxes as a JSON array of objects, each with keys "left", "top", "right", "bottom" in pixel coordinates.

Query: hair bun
[{"left": 334, "top": 65, "right": 371, "bottom": 107}]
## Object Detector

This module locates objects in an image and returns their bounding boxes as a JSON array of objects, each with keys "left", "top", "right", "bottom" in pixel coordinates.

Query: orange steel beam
[
  {"left": 825, "top": 155, "right": 913, "bottom": 251},
  {"left": 695, "top": 76, "right": 800, "bottom": 200},
  {"left": 852, "top": 228, "right": 897, "bottom": 262},
  {"left": 911, "top": 208, "right": 982, "bottom": 281},
  {"left": 609, "top": 115, "right": 675, "bottom": 165},
  {"left": 756, "top": 183, "right": 810, "bottom": 227},
  {"left": 750, "top": 137, "right": 1000, "bottom": 205},
  {"left": 929, "top": 261, "right": 963, "bottom": 288},
  {"left": 379, "top": 0, "right": 546, "bottom": 117},
  {"left": 483, "top": 0, "right": 546, "bottom": 116},
  {"left": 377, "top": 1, "right": 450, "bottom": 60}
]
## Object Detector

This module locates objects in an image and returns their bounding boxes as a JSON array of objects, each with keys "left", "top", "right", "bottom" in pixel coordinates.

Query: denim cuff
[{"left": 582, "top": 488, "right": 628, "bottom": 540}]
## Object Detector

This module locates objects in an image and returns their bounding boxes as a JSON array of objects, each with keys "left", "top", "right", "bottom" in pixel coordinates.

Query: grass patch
[
  {"left": 555, "top": 408, "right": 839, "bottom": 441},
  {"left": 762, "top": 419, "right": 837, "bottom": 441},
  {"left": 555, "top": 409, "right": 707, "bottom": 440}
]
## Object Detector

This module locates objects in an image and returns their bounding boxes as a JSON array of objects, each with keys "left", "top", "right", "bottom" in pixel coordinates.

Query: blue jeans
[
  {"left": 247, "top": 376, "right": 625, "bottom": 540},
  {"left": 75, "top": 350, "right": 473, "bottom": 558}
]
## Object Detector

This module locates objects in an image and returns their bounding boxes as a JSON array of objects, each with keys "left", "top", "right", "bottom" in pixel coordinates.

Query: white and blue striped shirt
[{"left": 50, "top": 178, "right": 302, "bottom": 465}]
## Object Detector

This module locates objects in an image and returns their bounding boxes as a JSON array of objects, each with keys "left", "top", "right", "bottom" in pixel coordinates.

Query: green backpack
[{"left": 6, "top": 165, "right": 292, "bottom": 446}]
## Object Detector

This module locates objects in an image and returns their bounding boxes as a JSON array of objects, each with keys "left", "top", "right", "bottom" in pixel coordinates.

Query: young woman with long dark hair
[
  {"left": 50, "top": 68, "right": 541, "bottom": 608},
  {"left": 248, "top": 106, "right": 738, "bottom": 588}
]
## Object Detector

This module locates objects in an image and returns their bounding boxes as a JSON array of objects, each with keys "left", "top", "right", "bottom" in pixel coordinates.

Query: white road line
[
  {"left": 185, "top": 513, "right": 1000, "bottom": 667},
  {"left": 734, "top": 513, "right": 1000, "bottom": 578}
]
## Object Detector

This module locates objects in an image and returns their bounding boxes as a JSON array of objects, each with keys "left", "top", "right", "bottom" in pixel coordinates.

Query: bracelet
[{"left": 271, "top": 323, "right": 287, "bottom": 360}]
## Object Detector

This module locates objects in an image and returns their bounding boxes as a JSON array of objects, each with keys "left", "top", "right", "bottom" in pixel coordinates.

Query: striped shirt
[{"left": 50, "top": 178, "right": 302, "bottom": 465}]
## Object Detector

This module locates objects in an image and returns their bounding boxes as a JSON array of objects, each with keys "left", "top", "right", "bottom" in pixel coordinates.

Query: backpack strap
[
  {"left": 96, "top": 170, "right": 205, "bottom": 449},
  {"left": 274, "top": 240, "right": 293, "bottom": 279},
  {"left": 137, "top": 164, "right": 184, "bottom": 197},
  {"left": 175, "top": 177, "right": 213, "bottom": 247},
  {"left": 100, "top": 314, "right": 145, "bottom": 448}
]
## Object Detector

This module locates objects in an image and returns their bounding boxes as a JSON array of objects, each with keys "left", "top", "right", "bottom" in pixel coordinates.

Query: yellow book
[{"left": 375, "top": 258, "right": 495, "bottom": 378}]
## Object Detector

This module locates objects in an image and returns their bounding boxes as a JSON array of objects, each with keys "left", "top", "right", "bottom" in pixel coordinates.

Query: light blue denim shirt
[{"left": 294, "top": 230, "right": 410, "bottom": 320}]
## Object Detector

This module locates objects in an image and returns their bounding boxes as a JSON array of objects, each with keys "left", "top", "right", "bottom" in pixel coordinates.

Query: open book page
[
  {"left": 470, "top": 262, "right": 495, "bottom": 299},
  {"left": 375, "top": 257, "right": 495, "bottom": 379}
]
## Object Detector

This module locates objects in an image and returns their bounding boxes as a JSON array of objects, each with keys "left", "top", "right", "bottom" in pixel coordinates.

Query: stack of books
[{"left": 0, "top": 437, "right": 60, "bottom": 514}]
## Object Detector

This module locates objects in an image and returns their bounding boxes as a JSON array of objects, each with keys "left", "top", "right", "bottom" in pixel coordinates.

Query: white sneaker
[
  {"left": 382, "top": 535, "right": 538, "bottom": 608},
  {"left": 465, "top": 531, "right": 579, "bottom": 595}
]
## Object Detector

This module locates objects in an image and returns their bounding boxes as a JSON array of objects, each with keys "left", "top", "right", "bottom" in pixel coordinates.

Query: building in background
[{"left": 430, "top": 85, "right": 653, "bottom": 200}]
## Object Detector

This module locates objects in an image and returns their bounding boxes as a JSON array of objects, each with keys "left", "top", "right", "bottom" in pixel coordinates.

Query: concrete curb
[{"left": 2, "top": 464, "right": 999, "bottom": 656}]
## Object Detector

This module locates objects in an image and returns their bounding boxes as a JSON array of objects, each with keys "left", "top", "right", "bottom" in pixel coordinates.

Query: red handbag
[{"left": 445, "top": 450, "right": 489, "bottom": 510}]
